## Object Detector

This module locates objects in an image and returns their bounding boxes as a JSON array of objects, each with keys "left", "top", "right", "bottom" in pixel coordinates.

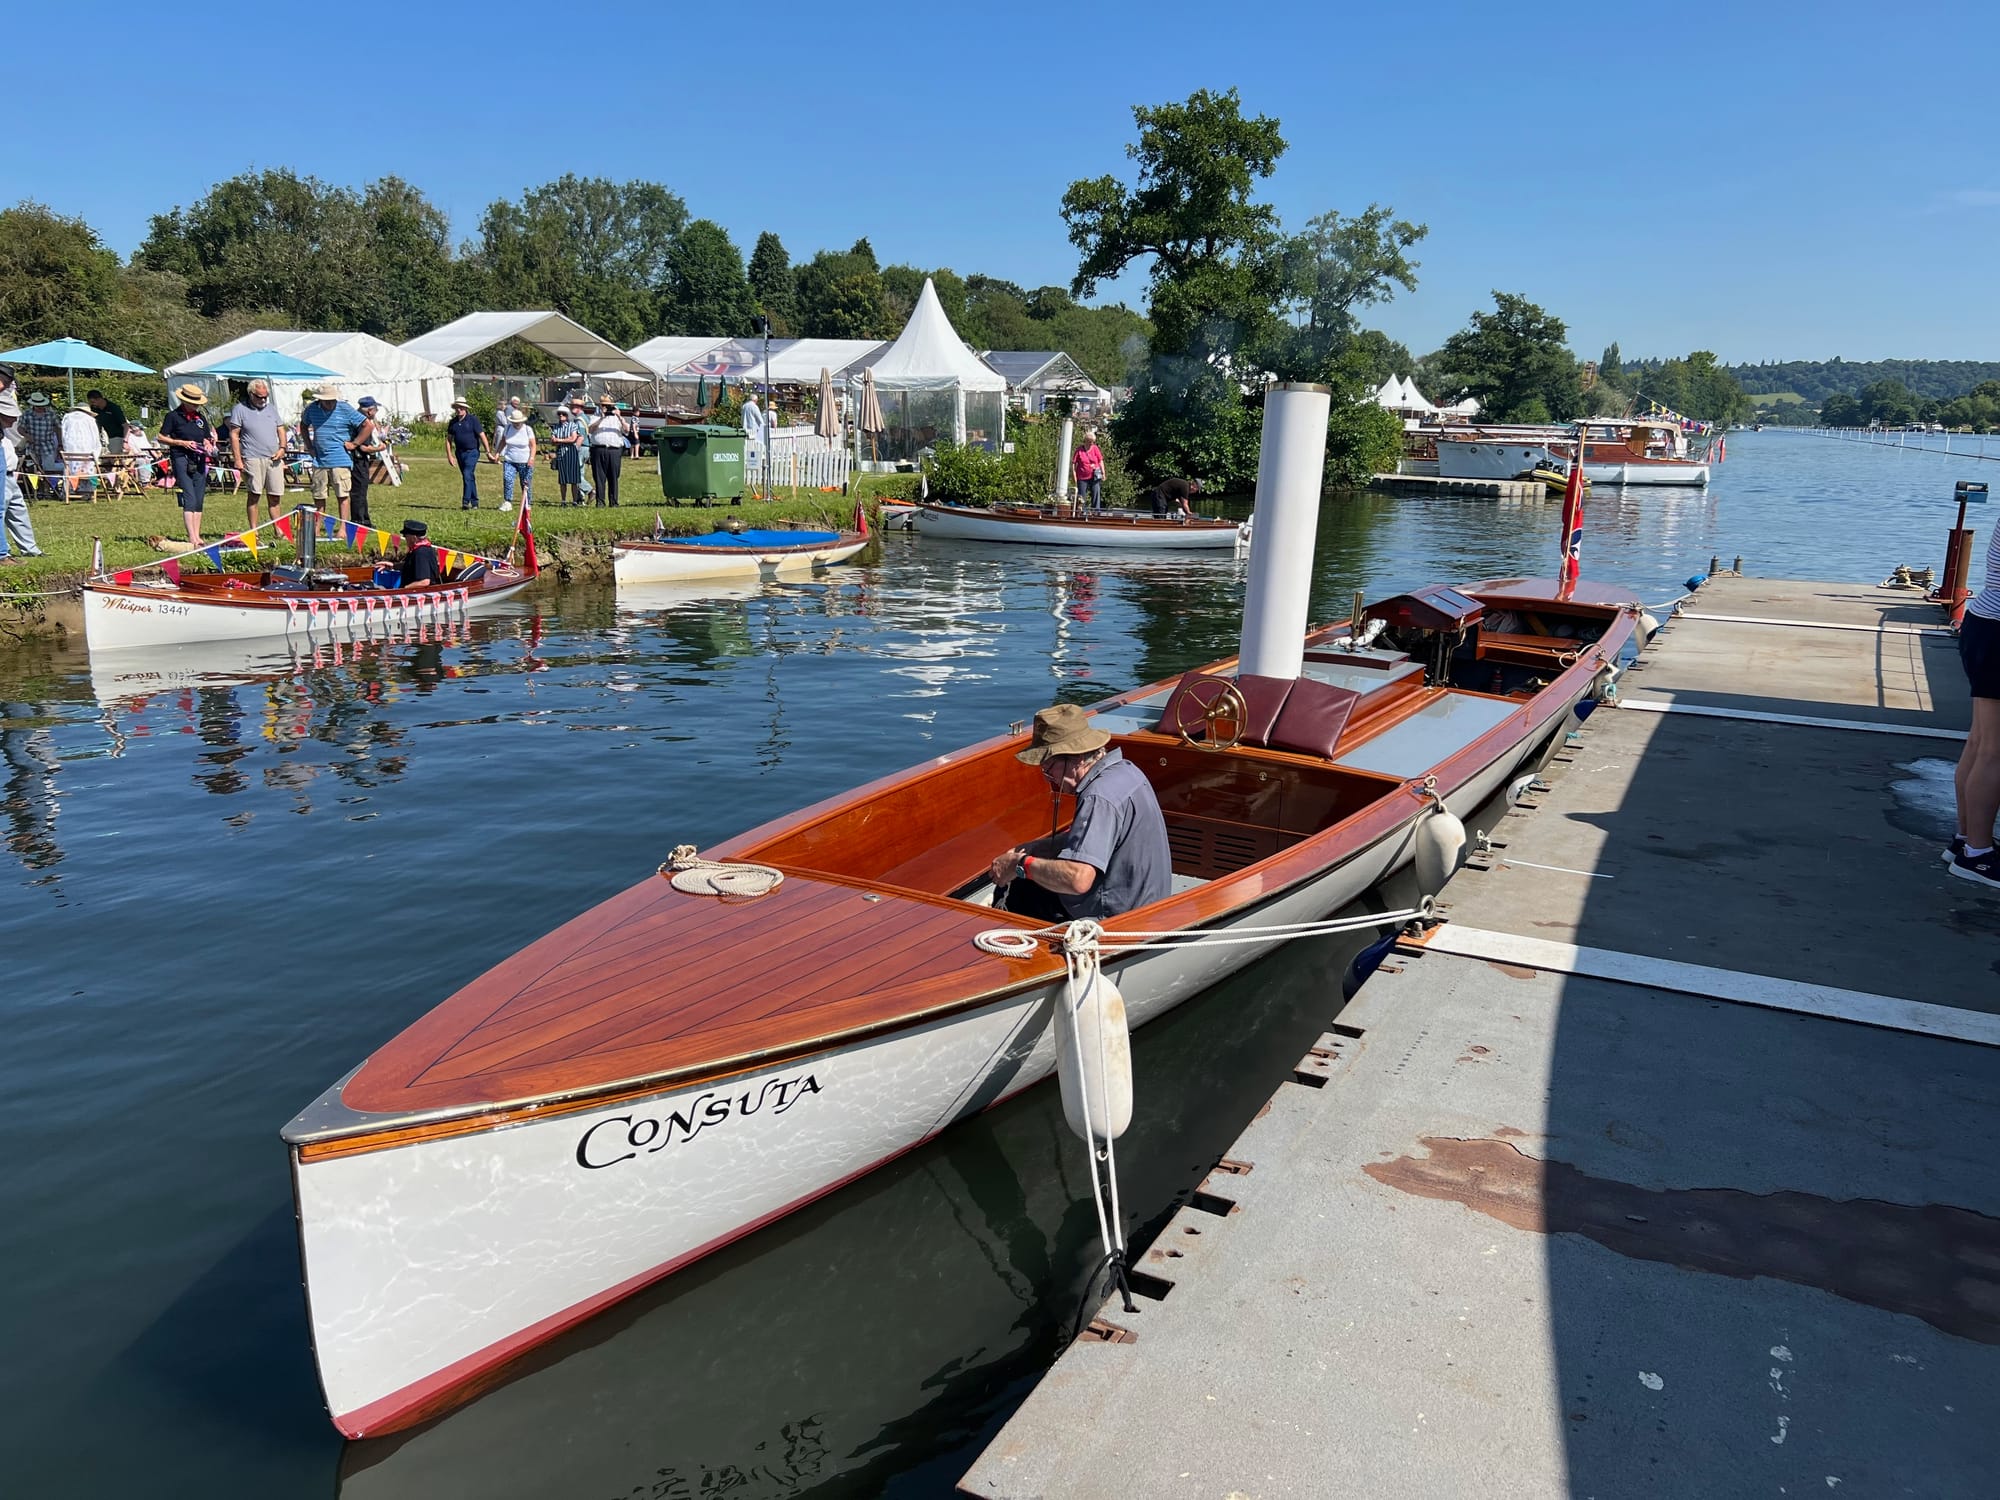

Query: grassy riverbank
[{"left": 3, "top": 457, "right": 916, "bottom": 593}]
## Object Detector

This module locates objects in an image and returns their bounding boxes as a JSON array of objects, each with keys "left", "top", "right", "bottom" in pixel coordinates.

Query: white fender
[
  {"left": 1638, "top": 609, "right": 1661, "bottom": 643},
  {"left": 1055, "top": 930, "right": 1132, "bottom": 1143},
  {"left": 1413, "top": 802, "right": 1467, "bottom": 899}
]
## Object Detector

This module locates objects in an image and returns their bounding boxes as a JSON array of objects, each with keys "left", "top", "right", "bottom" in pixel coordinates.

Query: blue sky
[{"left": 14, "top": 0, "right": 1997, "bottom": 363}]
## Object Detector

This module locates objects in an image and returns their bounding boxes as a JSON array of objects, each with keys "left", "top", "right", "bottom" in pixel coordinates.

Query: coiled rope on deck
[{"left": 659, "top": 844, "right": 785, "bottom": 897}]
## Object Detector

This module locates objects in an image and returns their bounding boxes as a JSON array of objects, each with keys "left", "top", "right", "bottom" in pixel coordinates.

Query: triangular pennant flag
[
  {"left": 113, "top": 569, "right": 133, "bottom": 586},
  {"left": 321, "top": 513, "right": 340, "bottom": 539},
  {"left": 375, "top": 529, "right": 391, "bottom": 553},
  {"left": 160, "top": 558, "right": 181, "bottom": 584},
  {"left": 516, "top": 495, "right": 538, "bottom": 574},
  {"left": 241, "top": 530, "right": 260, "bottom": 556},
  {"left": 202, "top": 544, "right": 225, "bottom": 566},
  {"left": 345, "top": 519, "right": 363, "bottom": 544},
  {"left": 274, "top": 512, "right": 294, "bottom": 543}
]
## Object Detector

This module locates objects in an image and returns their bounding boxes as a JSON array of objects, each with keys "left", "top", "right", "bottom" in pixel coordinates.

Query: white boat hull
[
  {"left": 1435, "top": 439, "right": 1708, "bottom": 487},
  {"left": 611, "top": 538, "right": 866, "bottom": 584},
  {"left": 288, "top": 704, "right": 1566, "bottom": 1436},
  {"left": 914, "top": 505, "right": 1243, "bottom": 549},
  {"left": 82, "top": 577, "right": 531, "bottom": 650}
]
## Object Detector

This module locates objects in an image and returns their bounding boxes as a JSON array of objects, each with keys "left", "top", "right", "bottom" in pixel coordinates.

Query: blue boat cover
[{"left": 676, "top": 529, "right": 841, "bottom": 548}]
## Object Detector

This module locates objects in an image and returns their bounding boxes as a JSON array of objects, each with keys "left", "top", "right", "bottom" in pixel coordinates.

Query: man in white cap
[
  {"left": 989, "top": 702, "right": 1172, "bottom": 922},
  {"left": 297, "top": 382, "right": 365, "bottom": 522}
]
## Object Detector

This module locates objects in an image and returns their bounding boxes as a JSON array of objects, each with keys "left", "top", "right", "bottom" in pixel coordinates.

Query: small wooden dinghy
[
  {"left": 84, "top": 506, "right": 537, "bottom": 650},
  {"left": 913, "top": 501, "right": 1245, "bottom": 549},
  {"left": 284, "top": 573, "right": 1640, "bottom": 1437},
  {"left": 612, "top": 526, "right": 868, "bottom": 584}
]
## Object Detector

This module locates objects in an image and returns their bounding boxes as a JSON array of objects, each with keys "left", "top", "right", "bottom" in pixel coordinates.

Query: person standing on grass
[
  {"left": 18, "top": 393, "right": 60, "bottom": 484},
  {"left": 60, "top": 399, "right": 102, "bottom": 500},
  {"left": 552, "top": 398, "right": 588, "bottom": 506},
  {"left": 446, "top": 396, "right": 490, "bottom": 509},
  {"left": 1949, "top": 525, "right": 2000, "bottom": 889},
  {"left": 87, "top": 389, "right": 126, "bottom": 450},
  {"left": 229, "top": 379, "right": 289, "bottom": 530},
  {"left": 589, "top": 399, "right": 630, "bottom": 507},
  {"left": 0, "top": 391, "right": 23, "bottom": 563},
  {"left": 298, "top": 384, "right": 364, "bottom": 523},
  {"left": 349, "top": 398, "right": 388, "bottom": 527},
  {"left": 157, "top": 384, "right": 215, "bottom": 547},
  {"left": 499, "top": 407, "right": 536, "bottom": 512}
]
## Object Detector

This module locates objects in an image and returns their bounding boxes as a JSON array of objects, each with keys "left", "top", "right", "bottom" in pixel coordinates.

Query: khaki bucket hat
[{"left": 1015, "top": 702, "right": 1110, "bottom": 765}]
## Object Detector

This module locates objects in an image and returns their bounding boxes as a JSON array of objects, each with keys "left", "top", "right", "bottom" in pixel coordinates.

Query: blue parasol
[
  {"left": 193, "top": 349, "right": 339, "bottom": 381},
  {"left": 0, "top": 336, "right": 155, "bottom": 405}
]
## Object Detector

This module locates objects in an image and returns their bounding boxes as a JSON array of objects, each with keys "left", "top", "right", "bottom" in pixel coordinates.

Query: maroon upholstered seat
[
  {"left": 1264, "top": 677, "right": 1361, "bottom": 759},
  {"left": 1157, "top": 671, "right": 1294, "bottom": 744}
]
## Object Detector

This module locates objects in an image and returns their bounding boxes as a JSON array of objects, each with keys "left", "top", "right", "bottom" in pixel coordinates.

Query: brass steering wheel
[{"left": 1169, "top": 677, "right": 1248, "bottom": 752}]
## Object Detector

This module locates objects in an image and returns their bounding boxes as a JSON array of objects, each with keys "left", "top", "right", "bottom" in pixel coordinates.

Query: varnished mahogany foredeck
[{"left": 342, "top": 873, "right": 1060, "bottom": 1117}]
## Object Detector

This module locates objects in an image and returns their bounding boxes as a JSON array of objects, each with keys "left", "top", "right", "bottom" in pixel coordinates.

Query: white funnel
[
  {"left": 1054, "top": 415, "right": 1074, "bottom": 504},
  {"left": 1239, "top": 383, "right": 1331, "bottom": 680}
]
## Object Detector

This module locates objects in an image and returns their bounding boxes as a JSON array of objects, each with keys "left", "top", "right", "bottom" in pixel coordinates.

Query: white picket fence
[{"left": 746, "top": 426, "right": 853, "bottom": 489}]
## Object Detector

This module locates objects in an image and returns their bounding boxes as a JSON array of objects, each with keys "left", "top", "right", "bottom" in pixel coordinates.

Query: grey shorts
[{"left": 243, "top": 454, "right": 286, "bottom": 496}]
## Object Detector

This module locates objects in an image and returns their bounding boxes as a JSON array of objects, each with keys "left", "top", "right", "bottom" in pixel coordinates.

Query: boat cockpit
[{"left": 739, "top": 584, "right": 1626, "bottom": 908}]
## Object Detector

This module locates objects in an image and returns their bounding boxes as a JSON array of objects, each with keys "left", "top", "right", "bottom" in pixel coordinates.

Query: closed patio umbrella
[
  {"left": 858, "top": 367, "right": 885, "bottom": 464},
  {"left": 815, "top": 367, "right": 839, "bottom": 442},
  {"left": 0, "top": 336, "right": 155, "bottom": 406}
]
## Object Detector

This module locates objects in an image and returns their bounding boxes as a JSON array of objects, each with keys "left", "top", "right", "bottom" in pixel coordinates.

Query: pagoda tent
[
  {"left": 849, "top": 279, "right": 1005, "bottom": 465},
  {"left": 1395, "top": 376, "right": 1437, "bottom": 414},
  {"left": 166, "top": 330, "right": 455, "bottom": 423}
]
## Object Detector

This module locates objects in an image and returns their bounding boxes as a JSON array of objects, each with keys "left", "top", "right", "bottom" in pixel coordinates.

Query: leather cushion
[
  {"left": 1265, "top": 677, "right": 1361, "bottom": 759},
  {"left": 1156, "top": 671, "right": 1294, "bottom": 745}
]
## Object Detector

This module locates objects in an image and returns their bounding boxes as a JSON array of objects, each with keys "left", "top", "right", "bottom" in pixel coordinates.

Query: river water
[{"left": 0, "top": 430, "right": 1983, "bottom": 1497}]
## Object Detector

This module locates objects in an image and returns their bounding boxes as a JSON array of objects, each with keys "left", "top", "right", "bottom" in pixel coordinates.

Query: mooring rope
[
  {"left": 975, "top": 903, "right": 1429, "bottom": 958},
  {"left": 659, "top": 843, "right": 785, "bottom": 897}
]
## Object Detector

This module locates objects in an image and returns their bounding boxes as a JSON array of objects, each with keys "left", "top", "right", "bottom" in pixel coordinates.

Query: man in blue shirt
[
  {"left": 992, "top": 702, "right": 1172, "bottom": 922},
  {"left": 445, "top": 396, "right": 492, "bottom": 509},
  {"left": 297, "top": 383, "right": 365, "bottom": 522}
]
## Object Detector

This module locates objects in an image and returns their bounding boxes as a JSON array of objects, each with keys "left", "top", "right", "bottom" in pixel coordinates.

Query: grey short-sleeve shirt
[
  {"left": 1057, "top": 748, "right": 1173, "bottom": 920},
  {"left": 230, "top": 400, "right": 283, "bottom": 459}
]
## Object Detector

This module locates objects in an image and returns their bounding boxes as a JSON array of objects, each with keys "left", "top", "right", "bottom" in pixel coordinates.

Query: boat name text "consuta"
[{"left": 574, "top": 1074, "right": 823, "bottom": 1169}]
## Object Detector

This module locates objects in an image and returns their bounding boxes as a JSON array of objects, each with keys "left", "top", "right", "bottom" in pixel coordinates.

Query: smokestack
[{"left": 1238, "top": 383, "right": 1330, "bottom": 680}]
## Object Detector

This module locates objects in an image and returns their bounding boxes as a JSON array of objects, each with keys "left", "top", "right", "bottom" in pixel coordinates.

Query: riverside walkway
[{"left": 961, "top": 574, "right": 2000, "bottom": 1499}]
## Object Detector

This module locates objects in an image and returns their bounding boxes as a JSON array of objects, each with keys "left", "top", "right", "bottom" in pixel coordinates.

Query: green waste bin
[{"left": 655, "top": 424, "right": 747, "bottom": 501}]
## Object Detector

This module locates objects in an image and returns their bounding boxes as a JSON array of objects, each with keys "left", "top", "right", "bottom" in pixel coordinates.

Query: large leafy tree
[
  {"left": 1430, "top": 292, "right": 1584, "bottom": 422},
  {"left": 0, "top": 202, "right": 123, "bottom": 345},
  {"left": 747, "top": 231, "right": 796, "bottom": 335},
  {"left": 793, "top": 245, "right": 890, "bottom": 339},
  {"left": 360, "top": 176, "right": 458, "bottom": 340},
  {"left": 468, "top": 176, "right": 687, "bottom": 345},
  {"left": 1062, "top": 88, "right": 1287, "bottom": 487},
  {"left": 137, "top": 169, "right": 380, "bottom": 329},
  {"left": 1268, "top": 205, "right": 1426, "bottom": 378},
  {"left": 661, "top": 219, "right": 755, "bottom": 336}
]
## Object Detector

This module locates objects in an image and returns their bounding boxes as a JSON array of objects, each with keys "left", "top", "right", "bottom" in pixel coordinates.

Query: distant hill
[{"left": 1726, "top": 360, "right": 2000, "bottom": 403}]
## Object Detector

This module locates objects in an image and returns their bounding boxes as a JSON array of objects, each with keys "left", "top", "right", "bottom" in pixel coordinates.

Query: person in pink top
[{"left": 1072, "top": 428, "right": 1106, "bottom": 509}]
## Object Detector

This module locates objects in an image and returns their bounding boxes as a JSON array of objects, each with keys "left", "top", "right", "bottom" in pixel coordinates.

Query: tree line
[
  {"left": 0, "top": 173, "right": 1153, "bottom": 387},
  {"left": 1817, "top": 379, "right": 2000, "bottom": 431},
  {"left": 1732, "top": 358, "right": 2000, "bottom": 405}
]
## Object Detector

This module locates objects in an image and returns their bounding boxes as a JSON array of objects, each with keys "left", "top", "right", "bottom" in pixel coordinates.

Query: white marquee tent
[
  {"left": 629, "top": 335, "right": 733, "bottom": 377},
  {"left": 166, "top": 330, "right": 456, "bottom": 423},
  {"left": 401, "top": 311, "right": 634, "bottom": 375},
  {"left": 850, "top": 279, "right": 1005, "bottom": 463}
]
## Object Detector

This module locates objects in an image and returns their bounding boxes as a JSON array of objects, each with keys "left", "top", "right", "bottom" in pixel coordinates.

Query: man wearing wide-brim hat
[
  {"left": 157, "top": 382, "right": 215, "bottom": 546},
  {"left": 990, "top": 702, "right": 1172, "bottom": 923}
]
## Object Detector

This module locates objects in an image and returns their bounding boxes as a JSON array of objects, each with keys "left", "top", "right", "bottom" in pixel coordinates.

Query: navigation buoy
[
  {"left": 1055, "top": 937, "right": 1133, "bottom": 1143},
  {"left": 1413, "top": 800, "right": 1468, "bottom": 899}
]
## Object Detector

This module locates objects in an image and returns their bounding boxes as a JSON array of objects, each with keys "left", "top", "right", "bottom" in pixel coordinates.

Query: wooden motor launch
[
  {"left": 82, "top": 504, "right": 539, "bottom": 650},
  {"left": 611, "top": 511, "right": 870, "bottom": 586},
  {"left": 283, "top": 386, "right": 1641, "bottom": 1436}
]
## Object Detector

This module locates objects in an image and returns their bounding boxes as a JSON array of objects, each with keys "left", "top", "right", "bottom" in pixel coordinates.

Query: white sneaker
[{"left": 500, "top": 501, "right": 513, "bottom": 512}]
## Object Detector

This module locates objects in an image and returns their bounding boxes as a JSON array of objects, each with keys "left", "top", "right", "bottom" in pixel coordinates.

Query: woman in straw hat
[
  {"left": 988, "top": 702, "right": 1172, "bottom": 923},
  {"left": 157, "top": 383, "right": 215, "bottom": 545}
]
